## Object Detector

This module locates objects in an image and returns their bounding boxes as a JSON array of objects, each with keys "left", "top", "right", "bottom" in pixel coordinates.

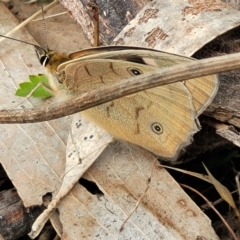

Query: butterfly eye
[
  {"left": 39, "top": 56, "right": 49, "bottom": 67},
  {"left": 151, "top": 122, "right": 163, "bottom": 134},
  {"left": 128, "top": 67, "right": 143, "bottom": 75}
]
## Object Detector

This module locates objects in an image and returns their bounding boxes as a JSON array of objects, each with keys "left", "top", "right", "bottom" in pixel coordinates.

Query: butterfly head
[{"left": 35, "top": 47, "right": 71, "bottom": 74}]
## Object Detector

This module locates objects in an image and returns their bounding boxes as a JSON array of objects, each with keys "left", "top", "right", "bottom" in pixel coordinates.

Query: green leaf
[{"left": 15, "top": 74, "right": 53, "bottom": 98}]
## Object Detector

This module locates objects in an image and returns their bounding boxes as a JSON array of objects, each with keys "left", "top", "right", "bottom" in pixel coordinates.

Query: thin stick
[
  {"left": 0, "top": 52, "right": 240, "bottom": 123},
  {"left": 87, "top": 1, "right": 100, "bottom": 47},
  {"left": 180, "top": 184, "right": 238, "bottom": 240},
  {"left": 32, "top": 12, "right": 67, "bottom": 21},
  {"left": 119, "top": 159, "right": 157, "bottom": 232},
  {"left": 0, "top": 0, "right": 59, "bottom": 43}
]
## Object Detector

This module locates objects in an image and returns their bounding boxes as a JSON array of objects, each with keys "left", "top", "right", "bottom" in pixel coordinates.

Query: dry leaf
[
  {"left": 30, "top": 114, "right": 113, "bottom": 238},
  {"left": 57, "top": 142, "right": 219, "bottom": 239},
  {"left": 203, "top": 163, "right": 240, "bottom": 219}
]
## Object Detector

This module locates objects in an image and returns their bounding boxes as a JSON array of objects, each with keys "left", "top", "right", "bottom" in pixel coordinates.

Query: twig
[
  {"left": 119, "top": 158, "right": 157, "bottom": 232},
  {"left": 0, "top": 0, "right": 59, "bottom": 43},
  {"left": 87, "top": 1, "right": 100, "bottom": 47},
  {"left": 180, "top": 183, "right": 238, "bottom": 240},
  {"left": 0, "top": 52, "right": 239, "bottom": 123},
  {"left": 32, "top": 12, "right": 67, "bottom": 21}
]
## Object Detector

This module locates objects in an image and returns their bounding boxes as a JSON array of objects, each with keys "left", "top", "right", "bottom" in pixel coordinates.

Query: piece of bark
[
  {"left": 194, "top": 26, "right": 240, "bottom": 128},
  {"left": 0, "top": 189, "right": 43, "bottom": 240},
  {"left": 60, "top": 0, "right": 151, "bottom": 45},
  {"left": 205, "top": 69, "right": 240, "bottom": 128}
]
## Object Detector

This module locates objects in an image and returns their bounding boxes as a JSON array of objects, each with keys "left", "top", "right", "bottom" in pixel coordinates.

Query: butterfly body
[{"left": 44, "top": 46, "right": 218, "bottom": 161}]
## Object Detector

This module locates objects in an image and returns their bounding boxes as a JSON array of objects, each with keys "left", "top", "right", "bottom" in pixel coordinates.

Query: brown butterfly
[{"left": 38, "top": 45, "right": 218, "bottom": 161}]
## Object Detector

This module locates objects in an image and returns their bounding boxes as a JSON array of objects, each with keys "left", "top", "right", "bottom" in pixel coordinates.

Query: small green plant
[{"left": 15, "top": 74, "right": 52, "bottom": 98}]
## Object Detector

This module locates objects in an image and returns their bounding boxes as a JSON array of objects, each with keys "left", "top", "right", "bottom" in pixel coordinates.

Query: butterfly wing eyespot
[
  {"left": 151, "top": 122, "right": 163, "bottom": 134},
  {"left": 128, "top": 67, "right": 143, "bottom": 76}
]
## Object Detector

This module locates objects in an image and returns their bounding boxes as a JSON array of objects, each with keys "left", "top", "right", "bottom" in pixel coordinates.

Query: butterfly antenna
[
  {"left": 0, "top": 34, "right": 47, "bottom": 54},
  {"left": 0, "top": 33, "right": 49, "bottom": 66}
]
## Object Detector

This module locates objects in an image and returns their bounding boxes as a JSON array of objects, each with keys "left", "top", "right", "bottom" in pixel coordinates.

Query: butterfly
[{"left": 37, "top": 45, "right": 218, "bottom": 161}]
